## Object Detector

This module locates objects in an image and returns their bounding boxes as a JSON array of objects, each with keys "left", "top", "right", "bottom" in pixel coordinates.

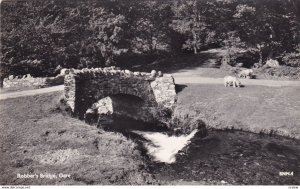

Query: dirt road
[
  {"left": 173, "top": 75, "right": 300, "bottom": 87},
  {"left": 0, "top": 85, "right": 64, "bottom": 100},
  {"left": 1, "top": 75, "right": 300, "bottom": 100}
]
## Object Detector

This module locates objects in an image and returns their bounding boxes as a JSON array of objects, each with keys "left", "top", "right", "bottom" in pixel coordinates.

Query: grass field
[
  {"left": 174, "top": 84, "right": 300, "bottom": 139},
  {"left": 0, "top": 83, "right": 299, "bottom": 185},
  {"left": 0, "top": 92, "right": 157, "bottom": 185},
  {"left": 153, "top": 84, "right": 300, "bottom": 185}
]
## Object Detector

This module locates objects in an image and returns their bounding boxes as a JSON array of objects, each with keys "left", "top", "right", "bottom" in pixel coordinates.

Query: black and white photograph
[{"left": 0, "top": 0, "right": 299, "bottom": 187}]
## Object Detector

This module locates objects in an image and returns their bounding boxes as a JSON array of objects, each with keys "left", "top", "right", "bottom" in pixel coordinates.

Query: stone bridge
[{"left": 64, "top": 67, "right": 177, "bottom": 121}]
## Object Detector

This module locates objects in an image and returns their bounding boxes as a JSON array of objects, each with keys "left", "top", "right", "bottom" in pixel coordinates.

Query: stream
[
  {"left": 133, "top": 129, "right": 198, "bottom": 164},
  {"left": 142, "top": 129, "right": 300, "bottom": 185},
  {"left": 102, "top": 114, "right": 300, "bottom": 185}
]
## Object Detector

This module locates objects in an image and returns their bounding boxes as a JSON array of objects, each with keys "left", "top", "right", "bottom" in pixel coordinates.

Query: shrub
[
  {"left": 44, "top": 75, "right": 65, "bottom": 86},
  {"left": 281, "top": 51, "right": 300, "bottom": 67},
  {"left": 169, "top": 114, "right": 207, "bottom": 136}
]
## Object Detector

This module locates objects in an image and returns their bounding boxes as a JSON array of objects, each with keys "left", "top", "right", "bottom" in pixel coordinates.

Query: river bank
[
  {"left": 173, "top": 84, "right": 300, "bottom": 139},
  {"left": 1, "top": 84, "right": 300, "bottom": 185},
  {"left": 147, "top": 129, "right": 300, "bottom": 185}
]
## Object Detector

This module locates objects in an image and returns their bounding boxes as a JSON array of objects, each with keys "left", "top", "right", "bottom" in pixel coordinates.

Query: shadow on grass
[
  {"left": 251, "top": 75, "right": 257, "bottom": 79},
  {"left": 175, "top": 84, "right": 188, "bottom": 93}
]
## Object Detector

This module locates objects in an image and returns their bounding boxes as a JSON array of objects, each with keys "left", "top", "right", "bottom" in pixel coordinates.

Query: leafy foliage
[{"left": 1, "top": 0, "right": 299, "bottom": 80}]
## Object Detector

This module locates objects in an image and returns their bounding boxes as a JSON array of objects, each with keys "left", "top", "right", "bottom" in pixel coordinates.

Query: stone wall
[
  {"left": 3, "top": 74, "right": 64, "bottom": 88},
  {"left": 64, "top": 67, "right": 177, "bottom": 119}
]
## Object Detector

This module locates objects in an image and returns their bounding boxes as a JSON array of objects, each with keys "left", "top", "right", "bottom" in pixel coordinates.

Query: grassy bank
[
  {"left": 173, "top": 84, "right": 300, "bottom": 139},
  {"left": 1, "top": 83, "right": 299, "bottom": 185},
  {"left": 0, "top": 92, "right": 157, "bottom": 185}
]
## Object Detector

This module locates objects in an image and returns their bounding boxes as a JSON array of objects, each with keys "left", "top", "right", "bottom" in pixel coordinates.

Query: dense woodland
[{"left": 1, "top": 0, "right": 300, "bottom": 79}]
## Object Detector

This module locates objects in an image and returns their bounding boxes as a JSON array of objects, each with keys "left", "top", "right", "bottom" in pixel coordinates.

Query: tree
[
  {"left": 1, "top": 1, "right": 57, "bottom": 76},
  {"left": 130, "top": 2, "right": 173, "bottom": 54},
  {"left": 171, "top": 0, "right": 216, "bottom": 54},
  {"left": 88, "top": 7, "right": 128, "bottom": 66},
  {"left": 222, "top": 31, "right": 247, "bottom": 65},
  {"left": 233, "top": 1, "right": 297, "bottom": 66}
]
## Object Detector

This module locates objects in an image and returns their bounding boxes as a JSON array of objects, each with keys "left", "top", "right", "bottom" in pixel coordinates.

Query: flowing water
[
  {"left": 105, "top": 116, "right": 300, "bottom": 184},
  {"left": 133, "top": 130, "right": 198, "bottom": 164},
  {"left": 147, "top": 130, "right": 300, "bottom": 185}
]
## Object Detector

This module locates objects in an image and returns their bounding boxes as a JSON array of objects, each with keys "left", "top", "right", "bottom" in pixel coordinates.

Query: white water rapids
[{"left": 134, "top": 129, "right": 198, "bottom": 164}]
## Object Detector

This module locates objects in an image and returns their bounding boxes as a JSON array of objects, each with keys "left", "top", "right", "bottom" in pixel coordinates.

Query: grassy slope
[
  {"left": 154, "top": 84, "right": 300, "bottom": 185},
  {"left": 174, "top": 84, "right": 300, "bottom": 139},
  {"left": 1, "top": 69, "right": 300, "bottom": 185},
  {"left": 0, "top": 92, "right": 156, "bottom": 185}
]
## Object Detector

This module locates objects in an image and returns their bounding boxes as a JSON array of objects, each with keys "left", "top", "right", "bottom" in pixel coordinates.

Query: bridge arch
[{"left": 64, "top": 67, "right": 177, "bottom": 119}]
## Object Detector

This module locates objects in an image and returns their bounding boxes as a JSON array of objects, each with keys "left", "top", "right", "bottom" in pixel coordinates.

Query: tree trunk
[
  {"left": 268, "top": 50, "right": 274, "bottom": 59},
  {"left": 192, "top": 32, "right": 198, "bottom": 54},
  {"left": 193, "top": 45, "right": 197, "bottom": 54},
  {"left": 257, "top": 44, "right": 263, "bottom": 65},
  {"left": 259, "top": 50, "right": 263, "bottom": 65}
]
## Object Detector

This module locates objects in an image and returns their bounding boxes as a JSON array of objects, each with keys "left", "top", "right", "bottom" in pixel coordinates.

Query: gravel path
[
  {"left": 173, "top": 76, "right": 300, "bottom": 87},
  {"left": 0, "top": 85, "right": 64, "bottom": 100},
  {"left": 1, "top": 75, "right": 300, "bottom": 101}
]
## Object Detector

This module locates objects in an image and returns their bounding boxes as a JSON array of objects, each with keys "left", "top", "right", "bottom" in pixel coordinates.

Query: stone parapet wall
[
  {"left": 150, "top": 76, "right": 176, "bottom": 108},
  {"left": 64, "top": 67, "right": 177, "bottom": 119},
  {"left": 3, "top": 74, "right": 64, "bottom": 88},
  {"left": 3, "top": 74, "right": 46, "bottom": 88}
]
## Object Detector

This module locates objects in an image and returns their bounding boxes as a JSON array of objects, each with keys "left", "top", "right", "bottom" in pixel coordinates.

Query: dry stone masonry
[
  {"left": 3, "top": 74, "right": 64, "bottom": 88},
  {"left": 3, "top": 74, "right": 46, "bottom": 88},
  {"left": 64, "top": 67, "right": 177, "bottom": 120}
]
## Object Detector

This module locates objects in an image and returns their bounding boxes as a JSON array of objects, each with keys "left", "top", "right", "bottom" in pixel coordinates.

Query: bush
[
  {"left": 169, "top": 114, "right": 207, "bottom": 136},
  {"left": 281, "top": 51, "right": 300, "bottom": 67},
  {"left": 259, "top": 66, "right": 300, "bottom": 80},
  {"left": 44, "top": 75, "right": 65, "bottom": 86},
  {"left": 224, "top": 48, "right": 258, "bottom": 68}
]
